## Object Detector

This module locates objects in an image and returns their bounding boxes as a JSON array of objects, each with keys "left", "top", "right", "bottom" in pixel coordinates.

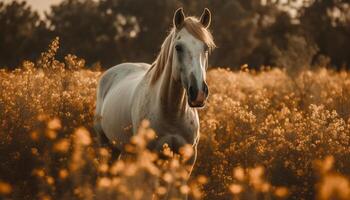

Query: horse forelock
[
  {"left": 149, "top": 16, "right": 215, "bottom": 84},
  {"left": 182, "top": 17, "right": 216, "bottom": 51}
]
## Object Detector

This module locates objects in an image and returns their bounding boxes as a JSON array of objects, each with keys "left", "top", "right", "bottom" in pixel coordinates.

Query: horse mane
[{"left": 149, "top": 17, "right": 216, "bottom": 84}]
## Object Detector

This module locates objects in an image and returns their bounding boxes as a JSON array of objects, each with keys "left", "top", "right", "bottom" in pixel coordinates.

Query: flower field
[{"left": 0, "top": 40, "right": 350, "bottom": 200}]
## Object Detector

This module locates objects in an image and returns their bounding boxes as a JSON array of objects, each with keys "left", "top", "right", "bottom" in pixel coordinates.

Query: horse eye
[{"left": 175, "top": 44, "right": 183, "bottom": 52}]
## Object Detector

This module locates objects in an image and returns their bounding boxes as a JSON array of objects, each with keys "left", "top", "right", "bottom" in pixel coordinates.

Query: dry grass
[{"left": 0, "top": 39, "right": 350, "bottom": 200}]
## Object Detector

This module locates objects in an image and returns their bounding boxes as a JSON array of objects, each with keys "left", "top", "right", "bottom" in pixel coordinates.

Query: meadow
[{"left": 0, "top": 39, "right": 350, "bottom": 200}]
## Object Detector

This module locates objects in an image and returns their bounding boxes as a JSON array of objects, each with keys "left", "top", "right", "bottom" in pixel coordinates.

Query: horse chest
[
  {"left": 154, "top": 113, "right": 199, "bottom": 144},
  {"left": 133, "top": 99, "right": 196, "bottom": 139}
]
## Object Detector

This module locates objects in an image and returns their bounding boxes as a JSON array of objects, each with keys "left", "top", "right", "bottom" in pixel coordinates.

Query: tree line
[{"left": 1, "top": 0, "right": 349, "bottom": 70}]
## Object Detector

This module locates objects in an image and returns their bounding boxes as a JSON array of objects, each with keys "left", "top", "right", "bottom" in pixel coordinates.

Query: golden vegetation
[
  {"left": 196, "top": 67, "right": 350, "bottom": 199},
  {"left": 0, "top": 39, "right": 350, "bottom": 199}
]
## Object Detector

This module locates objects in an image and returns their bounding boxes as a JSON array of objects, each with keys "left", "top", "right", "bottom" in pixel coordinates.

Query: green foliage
[
  {"left": 48, "top": 0, "right": 141, "bottom": 67},
  {"left": 0, "top": 0, "right": 350, "bottom": 69},
  {"left": 0, "top": 1, "right": 49, "bottom": 68},
  {"left": 300, "top": 0, "right": 350, "bottom": 69}
]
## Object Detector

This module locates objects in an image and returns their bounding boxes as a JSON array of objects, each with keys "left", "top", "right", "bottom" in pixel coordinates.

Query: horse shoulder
[{"left": 96, "top": 63, "right": 151, "bottom": 145}]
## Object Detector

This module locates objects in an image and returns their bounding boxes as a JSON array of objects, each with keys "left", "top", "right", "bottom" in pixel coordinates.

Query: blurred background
[{"left": 0, "top": 0, "right": 349, "bottom": 70}]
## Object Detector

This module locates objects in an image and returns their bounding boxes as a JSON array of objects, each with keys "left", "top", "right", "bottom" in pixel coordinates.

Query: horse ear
[
  {"left": 200, "top": 8, "right": 211, "bottom": 28},
  {"left": 174, "top": 8, "right": 185, "bottom": 29}
]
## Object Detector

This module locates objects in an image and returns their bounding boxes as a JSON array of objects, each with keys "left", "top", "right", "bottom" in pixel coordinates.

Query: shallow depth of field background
[{"left": 1, "top": 0, "right": 350, "bottom": 200}]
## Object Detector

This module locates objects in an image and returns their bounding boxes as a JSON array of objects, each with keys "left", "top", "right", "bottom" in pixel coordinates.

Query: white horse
[{"left": 94, "top": 7, "right": 215, "bottom": 172}]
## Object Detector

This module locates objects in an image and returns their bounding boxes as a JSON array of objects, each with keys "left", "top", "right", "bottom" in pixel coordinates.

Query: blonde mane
[{"left": 149, "top": 17, "right": 216, "bottom": 84}]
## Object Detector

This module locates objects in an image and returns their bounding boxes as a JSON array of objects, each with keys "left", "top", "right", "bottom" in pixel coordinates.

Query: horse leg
[
  {"left": 94, "top": 122, "right": 121, "bottom": 163},
  {"left": 157, "top": 150, "right": 197, "bottom": 200}
]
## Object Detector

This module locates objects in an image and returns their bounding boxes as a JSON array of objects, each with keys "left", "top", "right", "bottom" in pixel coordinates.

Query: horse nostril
[
  {"left": 188, "top": 86, "right": 197, "bottom": 101},
  {"left": 203, "top": 83, "right": 209, "bottom": 96}
]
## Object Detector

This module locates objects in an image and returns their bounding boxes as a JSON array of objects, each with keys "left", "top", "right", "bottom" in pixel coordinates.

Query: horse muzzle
[{"left": 187, "top": 82, "right": 208, "bottom": 108}]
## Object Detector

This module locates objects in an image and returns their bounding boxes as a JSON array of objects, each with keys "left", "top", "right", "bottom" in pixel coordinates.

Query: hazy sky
[
  {"left": 4, "top": 0, "right": 63, "bottom": 15},
  {"left": 5, "top": 0, "right": 302, "bottom": 18}
]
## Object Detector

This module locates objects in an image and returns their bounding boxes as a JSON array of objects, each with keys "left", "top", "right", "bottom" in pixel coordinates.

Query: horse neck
[
  {"left": 157, "top": 59, "right": 187, "bottom": 115},
  {"left": 149, "top": 35, "right": 187, "bottom": 115}
]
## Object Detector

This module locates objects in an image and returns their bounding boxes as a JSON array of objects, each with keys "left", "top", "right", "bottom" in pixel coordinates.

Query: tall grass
[{"left": 0, "top": 39, "right": 349, "bottom": 200}]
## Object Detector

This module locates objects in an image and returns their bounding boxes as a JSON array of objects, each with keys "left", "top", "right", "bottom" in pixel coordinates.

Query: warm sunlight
[{"left": 1, "top": 1, "right": 350, "bottom": 200}]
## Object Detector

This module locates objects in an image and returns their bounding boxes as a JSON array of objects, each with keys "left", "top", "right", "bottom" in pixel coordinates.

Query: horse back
[{"left": 97, "top": 63, "right": 150, "bottom": 102}]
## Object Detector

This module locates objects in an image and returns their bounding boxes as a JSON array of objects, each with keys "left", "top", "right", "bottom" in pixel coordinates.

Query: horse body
[
  {"left": 94, "top": 8, "right": 215, "bottom": 198},
  {"left": 96, "top": 60, "right": 200, "bottom": 154}
]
